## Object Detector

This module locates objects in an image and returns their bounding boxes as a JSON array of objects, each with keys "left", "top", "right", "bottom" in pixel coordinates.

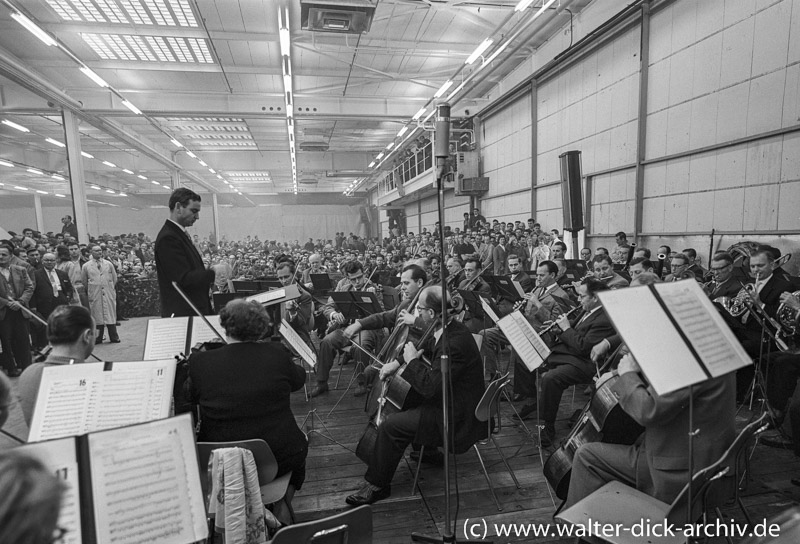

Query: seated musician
[
  {"left": 564, "top": 353, "right": 736, "bottom": 510},
  {"left": 345, "top": 286, "right": 485, "bottom": 506},
  {"left": 513, "top": 261, "right": 575, "bottom": 413},
  {"left": 186, "top": 299, "right": 307, "bottom": 523},
  {"left": 445, "top": 257, "right": 465, "bottom": 292},
  {"left": 683, "top": 248, "right": 706, "bottom": 279},
  {"left": 311, "top": 260, "right": 381, "bottom": 398},
  {"left": 592, "top": 254, "right": 629, "bottom": 289},
  {"left": 507, "top": 254, "right": 534, "bottom": 292},
  {"left": 664, "top": 253, "right": 696, "bottom": 282},
  {"left": 458, "top": 256, "right": 492, "bottom": 334},
  {"left": 18, "top": 305, "right": 96, "bottom": 425},
  {"left": 300, "top": 253, "right": 327, "bottom": 285},
  {"left": 628, "top": 257, "right": 654, "bottom": 281},
  {"left": 519, "top": 277, "right": 615, "bottom": 447},
  {"left": 275, "top": 260, "right": 315, "bottom": 350}
]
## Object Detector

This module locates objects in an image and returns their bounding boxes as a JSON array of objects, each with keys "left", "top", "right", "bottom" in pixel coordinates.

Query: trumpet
[{"left": 538, "top": 306, "right": 582, "bottom": 335}]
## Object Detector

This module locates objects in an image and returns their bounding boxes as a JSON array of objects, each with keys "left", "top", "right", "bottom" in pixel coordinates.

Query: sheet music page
[
  {"left": 189, "top": 315, "right": 225, "bottom": 346},
  {"left": 246, "top": 288, "right": 286, "bottom": 305},
  {"left": 19, "top": 438, "right": 82, "bottom": 544},
  {"left": 280, "top": 320, "right": 317, "bottom": 368},
  {"left": 28, "top": 360, "right": 177, "bottom": 442},
  {"left": 87, "top": 414, "right": 208, "bottom": 544},
  {"left": 497, "top": 314, "right": 544, "bottom": 371},
  {"left": 510, "top": 311, "right": 552, "bottom": 360},
  {"left": 143, "top": 317, "right": 189, "bottom": 360},
  {"left": 479, "top": 296, "right": 500, "bottom": 323},
  {"left": 654, "top": 280, "right": 752, "bottom": 376},
  {"left": 598, "top": 286, "right": 708, "bottom": 395}
]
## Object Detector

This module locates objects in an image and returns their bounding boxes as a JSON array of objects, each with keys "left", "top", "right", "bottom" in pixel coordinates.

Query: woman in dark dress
[{"left": 187, "top": 299, "right": 308, "bottom": 517}]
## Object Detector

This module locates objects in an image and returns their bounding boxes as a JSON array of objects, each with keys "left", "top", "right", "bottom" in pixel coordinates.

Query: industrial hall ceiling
[{"left": 0, "top": 0, "right": 591, "bottom": 210}]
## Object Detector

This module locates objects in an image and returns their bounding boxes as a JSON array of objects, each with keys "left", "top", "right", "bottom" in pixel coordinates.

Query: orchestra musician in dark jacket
[
  {"left": 187, "top": 299, "right": 308, "bottom": 516},
  {"left": 30, "top": 254, "right": 74, "bottom": 349},
  {"left": 345, "top": 286, "right": 485, "bottom": 506},
  {"left": 154, "top": 188, "right": 215, "bottom": 317}
]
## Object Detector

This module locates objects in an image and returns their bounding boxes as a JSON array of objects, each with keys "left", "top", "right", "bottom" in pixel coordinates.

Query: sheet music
[
  {"left": 598, "top": 286, "right": 709, "bottom": 395},
  {"left": 189, "top": 315, "right": 225, "bottom": 346},
  {"left": 510, "top": 311, "right": 552, "bottom": 360},
  {"left": 654, "top": 280, "right": 752, "bottom": 377},
  {"left": 246, "top": 288, "right": 286, "bottom": 305},
  {"left": 20, "top": 438, "right": 83, "bottom": 544},
  {"left": 280, "top": 320, "right": 317, "bottom": 368},
  {"left": 28, "top": 360, "right": 177, "bottom": 442},
  {"left": 479, "top": 296, "right": 500, "bottom": 323},
  {"left": 143, "top": 317, "right": 189, "bottom": 360},
  {"left": 88, "top": 414, "right": 208, "bottom": 544},
  {"left": 497, "top": 312, "right": 545, "bottom": 372}
]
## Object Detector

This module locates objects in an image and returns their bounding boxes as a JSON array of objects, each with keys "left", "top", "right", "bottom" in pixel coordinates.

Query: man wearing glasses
[{"left": 311, "top": 261, "right": 381, "bottom": 398}]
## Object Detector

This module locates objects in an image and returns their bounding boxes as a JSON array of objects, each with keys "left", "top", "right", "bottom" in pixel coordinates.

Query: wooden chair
[
  {"left": 411, "top": 372, "right": 522, "bottom": 511},
  {"left": 197, "top": 439, "right": 295, "bottom": 524},
  {"left": 556, "top": 414, "right": 771, "bottom": 544},
  {"left": 270, "top": 505, "right": 373, "bottom": 544}
]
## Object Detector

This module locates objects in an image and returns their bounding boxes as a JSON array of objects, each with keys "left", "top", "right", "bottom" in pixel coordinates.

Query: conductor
[{"left": 155, "top": 188, "right": 215, "bottom": 317}]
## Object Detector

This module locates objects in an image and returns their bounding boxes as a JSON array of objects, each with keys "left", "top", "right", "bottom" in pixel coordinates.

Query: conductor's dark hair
[
  {"left": 401, "top": 264, "right": 427, "bottom": 283},
  {"left": 47, "top": 305, "right": 93, "bottom": 345},
  {"left": 168, "top": 188, "right": 201, "bottom": 211}
]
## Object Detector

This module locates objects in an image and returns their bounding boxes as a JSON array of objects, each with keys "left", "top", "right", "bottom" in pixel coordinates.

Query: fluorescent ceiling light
[
  {"left": 412, "top": 108, "right": 426, "bottom": 120},
  {"left": 515, "top": 0, "right": 535, "bottom": 11},
  {"left": 52, "top": 175, "right": 65, "bottom": 180},
  {"left": 121, "top": 99, "right": 142, "bottom": 115},
  {"left": 81, "top": 151, "right": 94, "bottom": 159},
  {"left": 152, "top": 180, "right": 161, "bottom": 185},
  {"left": 36, "top": 190, "right": 48, "bottom": 194},
  {"left": 102, "top": 161, "right": 117, "bottom": 168},
  {"left": 386, "top": 142, "right": 394, "bottom": 150},
  {"left": 106, "top": 189, "right": 115, "bottom": 193},
  {"left": 171, "top": 139, "right": 183, "bottom": 148},
  {"left": 376, "top": 152, "right": 384, "bottom": 160},
  {"left": 2, "top": 119, "right": 30, "bottom": 132},
  {"left": 397, "top": 126, "right": 408, "bottom": 138},
  {"left": 122, "top": 169, "right": 134, "bottom": 174},
  {"left": 137, "top": 175, "right": 147, "bottom": 180},
  {"left": 368, "top": 161, "right": 375, "bottom": 168},
  {"left": 55, "top": 193, "right": 66, "bottom": 198},
  {"left": 198, "top": 160, "right": 207, "bottom": 167},
  {"left": 162, "top": 184, "right": 170, "bottom": 189},
  {"left": 0, "top": 160, "right": 14, "bottom": 167},
  {"left": 46, "top": 138, "right": 66, "bottom": 147},
  {"left": 80, "top": 66, "right": 109, "bottom": 87},
  {"left": 119, "top": 192, "right": 127, "bottom": 197},
  {"left": 279, "top": 29, "right": 290, "bottom": 53},
  {"left": 27, "top": 168, "right": 43, "bottom": 175},
  {"left": 447, "top": 82, "right": 467, "bottom": 101},
  {"left": 216, "top": 175, "right": 223, "bottom": 180},
  {"left": 208, "top": 168, "right": 215, "bottom": 174},
  {"left": 434, "top": 80, "right": 454, "bottom": 98},
  {"left": 465, "top": 39, "right": 494, "bottom": 65},
  {"left": 186, "top": 151, "right": 197, "bottom": 158},
  {"left": 14, "top": 186, "right": 29, "bottom": 191},
  {"left": 90, "top": 185, "right": 101, "bottom": 190},
  {"left": 11, "top": 12, "right": 57, "bottom": 46}
]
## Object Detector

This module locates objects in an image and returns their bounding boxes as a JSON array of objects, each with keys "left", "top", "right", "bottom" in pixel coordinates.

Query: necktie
[{"left": 50, "top": 270, "right": 59, "bottom": 297}]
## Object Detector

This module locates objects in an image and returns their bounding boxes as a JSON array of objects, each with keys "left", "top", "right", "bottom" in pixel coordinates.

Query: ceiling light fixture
[
  {"left": 198, "top": 160, "right": 207, "bottom": 167},
  {"left": 122, "top": 169, "right": 133, "bottom": 174},
  {"left": 90, "top": 185, "right": 101, "bottom": 190},
  {"left": 36, "top": 190, "right": 48, "bottom": 194},
  {"left": 80, "top": 66, "right": 109, "bottom": 87},
  {"left": 102, "top": 161, "right": 116, "bottom": 168},
  {"left": 0, "top": 160, "right": 14, "bottom": 167},
  {"left": 465, "top": 39, "right": 494, "bottom": 64},
  {"left": 10, "top": 11, "right": 57, "bottom": 46},
  {"left": 152, "top": 180, "right": 160, "bottom": 185},
  {"left": 397, "top": 126, "right": 408, "bottom": 137},
  {"left": 46, "top": 138, "right": 66, "bottom": 147},
  {"left": 137, "top": 175, "right": 147, "bottom": 180},
  {"left": 434, "top": 80, "right": 454, "bottom": 98},
  {"left": 171, "top": 139, "right": 183, "bottom": 148},
  {"left": 106, "top": 189, "right": 115, "bottom": 193},
  {"left": 55, "top": 193, "right": 66, "bottom": 198},
  {"left": 368, "top": 161, "right": 375, "bottom": 168},
  {"left": 14, "top": 186, "right": 29, "bottom": 191},
  {"left": 27, "top": 168, "right": 43, "bottom": 175},
  {"left": 278, "top": 5, "right": 297, "bottom": 195},
  {"left": 2, "top": 119, "right": 30, "bottom": 132},
  {"left": 412, "top": 108, "right": 426, "bottom": 120},
  {"left": 52, "top": 174, "right": 65, "bottom": 180},
  {"left": 81, "top": 151, "right": 94, "bottom": 159},
  {"left": 121, "top": 99, "right": 142, "bottom": 115},
  {"left": 186, "top": 151, "right": 197, "bottom": 158}
]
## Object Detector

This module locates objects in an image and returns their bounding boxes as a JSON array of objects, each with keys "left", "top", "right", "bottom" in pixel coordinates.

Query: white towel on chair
[{"left": 208, "top": 447, "right": 268, "bottom": 544}]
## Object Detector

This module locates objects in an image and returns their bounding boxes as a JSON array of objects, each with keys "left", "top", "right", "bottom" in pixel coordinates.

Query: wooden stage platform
[{"left": 2, "top": 316, "right": 799, "bottom": 542}]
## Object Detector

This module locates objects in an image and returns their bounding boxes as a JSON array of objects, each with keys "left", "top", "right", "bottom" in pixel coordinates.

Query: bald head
[{"left": 41, "top": 252, "right": 57, "bottom": 271}]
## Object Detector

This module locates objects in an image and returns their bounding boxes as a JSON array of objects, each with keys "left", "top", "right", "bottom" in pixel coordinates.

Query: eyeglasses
[{"left": 710, "top": 264, "right": 731, "bottom": 272}]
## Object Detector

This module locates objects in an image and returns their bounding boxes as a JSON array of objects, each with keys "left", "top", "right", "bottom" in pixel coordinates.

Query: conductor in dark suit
[
  {"left": 535, "top": 276, "right": 616, "bottom": 446},
  {"left": 345, "top": 286, "right": 485, "bottom": 506},
  {"left": 155, "top": 188, "right": 215, "bottom": 317},
  {"left": 30, "top": 253, "right": 74, "bottom": 349},
  {"left": 187, "top": 299, "right": 308, "bottom": 522}
]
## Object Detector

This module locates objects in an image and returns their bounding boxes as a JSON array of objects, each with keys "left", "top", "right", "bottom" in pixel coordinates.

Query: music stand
[
  {"left": 484, "top": 275, "right": 524, "bottom": 303},
  {"left": 231, "top": 280, "right": 259, "bottom": 292},
  {"left": 381, "top": 286, "right": 400, "bottom": 310},
  {"left": 310, "top": 273, "right": 334, "bottom": 295},
  {"left": 457, "top": 289, "right": 486, "bottom": 319},
  {"left": 563, "top": 259, "right": 589, "bottom": 283},
  {"left": 212, "top": 292, "right": 248, "bottom": 313}
]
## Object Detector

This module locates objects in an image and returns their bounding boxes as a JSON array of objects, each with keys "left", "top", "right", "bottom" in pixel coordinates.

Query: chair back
[
  {"left": 474, "top": 372, "right": 510, "bottom": 436},
  {"left": 270, "top": 505, "right": 373, "bottom": 544},
  {"left": 665, "top": 413, "right": 769, "bottom": 525},
  {"left": 197, "top": 439, "right": 279, "bottom": 498}
]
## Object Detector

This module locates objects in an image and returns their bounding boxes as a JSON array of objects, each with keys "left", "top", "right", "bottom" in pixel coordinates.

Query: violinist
[
  {"left": 445, "top": 257, "right": 465, "bottom": 293},
  {"left": 507, "top": 255, "right": 534, "bottom": 293},
  {"left": 563, "top": 353, "right": 736, "bottom": 511},
  {"left": 276, "top": 261, "right": 315, "bottom": 350},
  {"left": 345, "top": 285, "right": 485, "bottom": 506},
  {"left": 458, "top": 257, "right": 492, "bottom": 333},
  {"left": 312, "top": 261, "right": 381, "bottom": 398}
]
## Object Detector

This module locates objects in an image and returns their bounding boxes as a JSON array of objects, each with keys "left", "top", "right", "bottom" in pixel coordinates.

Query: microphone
[{"left": 434, "top": 103, "right": 450, "bottom": 183}]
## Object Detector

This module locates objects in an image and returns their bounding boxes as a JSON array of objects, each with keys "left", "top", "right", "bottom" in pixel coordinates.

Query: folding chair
[{"left": 270, "top": 505, "right": 372, "bottom": 544}]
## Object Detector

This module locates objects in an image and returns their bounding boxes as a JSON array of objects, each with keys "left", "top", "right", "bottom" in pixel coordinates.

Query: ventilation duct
[{"left": 300, "top": 0, "right": 376, "bottom": 34}]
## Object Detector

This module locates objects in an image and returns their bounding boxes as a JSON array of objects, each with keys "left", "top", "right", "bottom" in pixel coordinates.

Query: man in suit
[
  {"left": 345, "top": 285, "right": 485, "bottom": 506},
  {"left": 564, "top": 353, "right": 736, "bottom": 509},
  {"left": 155, "top": 188, "right": 215, "bottom": 317},
  {"left": 30, "top": 253, "right": 74, "bottom": 350},
  {"left": 276, "top": 260, "right": 315, "bottom": 351},
  {"left": 519, "top": 277, "right": 616, "bottom": 446},
  {"left": 507, "top": 254, "right": 533, "bottom": 293},
  {"left": 61, "top": 215, "right": 79, "bottom": 241},
  {"left": 492, "top": 235, "right": 508, "bottom": 276},
  {"left": 0, "top": 245, "right": 34, "bottom": 376}
]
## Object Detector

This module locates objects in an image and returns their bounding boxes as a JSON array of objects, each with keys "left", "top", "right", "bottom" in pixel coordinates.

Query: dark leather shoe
[
  {"left": 409, "top": 448, "right": 444, "bottom": 466},
  {"left": 345, "top": 484, "right": 391, "bottom": 506},
  {"left": 540, "top": 427, "right": 556, "bottom": 449},
  {"left": 353, "top": 385, "right": 368, "bottom": 397},
  {"left": 513, "top": 403, "right": 537, "bottom": 421},
  {"left": 310, "top": 384, "right": 329, "bottom": 398},
  {"left": 109, "top": 338, "right": 121, "bottom": 344}
]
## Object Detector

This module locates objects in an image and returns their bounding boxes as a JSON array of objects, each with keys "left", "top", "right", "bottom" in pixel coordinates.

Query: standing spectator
[
  {"left": 30, "top": 253, "right": 73, "bottom": 350},
  {"left": 154, "top": 188, "right": 216, "bottom": 317},
  {"left": 82, "top": 245, "right": 119, "bottom": 343},
  {"left": 61, "top": 215, "right": 79, "bottom": 241},
  {"left": 492, "top": 235, "right": 508, "bottom": 275},
  {"left": 0, "top": 244, "right": 34, "bottom": 376}
]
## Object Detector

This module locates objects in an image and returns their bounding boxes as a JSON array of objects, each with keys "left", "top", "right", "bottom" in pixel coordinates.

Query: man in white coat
[{"left": 82, "top": 245, "right": 120, "bottom": 343}]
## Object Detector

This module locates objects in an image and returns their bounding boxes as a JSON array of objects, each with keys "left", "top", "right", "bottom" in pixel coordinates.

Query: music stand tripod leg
[{"left": 300, "top": 408, "right": 355, "bottom": 454}]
